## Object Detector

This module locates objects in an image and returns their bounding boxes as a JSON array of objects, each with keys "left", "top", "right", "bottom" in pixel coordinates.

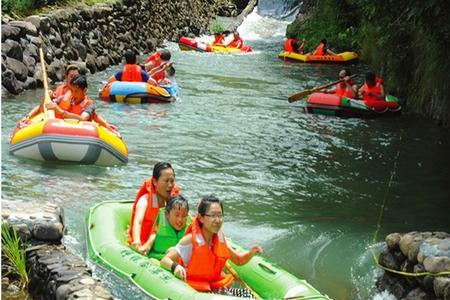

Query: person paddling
[
  {"left": 323, "top": 68, "right": 357, "bottom": 98},
  {"left": 128, "top": 162, "right": 180, "bottom": 251},
  {"left": 212, "top": 32, "right": 226, "bottom": 46},
  {"left": 161, "top": 195, "right": 263, "bottom": 296},
  {"left": 306, "top": 38, "right": 337, "bottom": 56}
]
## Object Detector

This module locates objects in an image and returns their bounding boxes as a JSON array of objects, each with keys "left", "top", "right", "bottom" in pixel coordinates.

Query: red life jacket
[
  {"left": 145, "top": 52, "right": 160, "bottom": 64},
  {"left": 121, "top": 64, "right": 144, "bottom": 82},
  {"left": 335, "top": 79, "right": 356, "bottom": 98},
  {"left": 212, "top": 35, "right": 225, "bottom": 46},
  {"left": 228, "top": 37, "right": 243, "bottom": 49},
  {"left": 184, "top": 217, "right": 233, "bottom": 292},
  {"left": 314, "top": 43, "right": 325, "bottom": 56},
  {"left": 68, "top": 96, "right": 95, "bottom": 120},
  {"left": 284, "top": 38, "right": 295, "bottom": 52},
  {"left": 127, "top": 178, "right": 180, "bottom": 244},
  {"left": 362, "top": 83, "right": 383, "bottom": 102}
]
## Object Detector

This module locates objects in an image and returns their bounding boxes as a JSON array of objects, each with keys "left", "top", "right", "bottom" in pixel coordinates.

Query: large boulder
[
  {"left": 6, "top": 57, "right": 28, "bottom": 81},
  {"left": 24, "top": 16, "right": 41, "bottom": 31},
  {"left": 85, "top": 53, "right": 97, "bottom": 74},
  {"left": 2, "top": 39, "right": 23, "bottom": 61},
  {"left": 8, "top": 21, "right": 38, "bottom": 36},
  {"left": 2, "top": 69, "right": 24, "bottom": 94},
  {"left": 22, "top": 54, "right": 36, "bottom": 76},
  {"left": 1, "top": 25, "right": 21, "bottom": 42}
]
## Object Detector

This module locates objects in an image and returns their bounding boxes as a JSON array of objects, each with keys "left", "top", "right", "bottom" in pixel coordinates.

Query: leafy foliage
[
  {"left": 1, "top": 223, "right": 29, "bottom": 288},
  {"left": 211, "top": 20, "right": 225, "bottom": 34}
]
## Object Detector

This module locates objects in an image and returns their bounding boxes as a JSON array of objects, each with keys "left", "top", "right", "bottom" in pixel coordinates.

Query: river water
[{"left": 2, "top": 9, "right": 450, "bottom": 300}]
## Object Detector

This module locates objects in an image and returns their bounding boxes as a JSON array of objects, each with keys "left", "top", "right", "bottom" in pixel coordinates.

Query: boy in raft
[
  {"left": 21, "top": 64, "right": 80, "bottom": 122},
  {"left": 226, "top": 31, "right": 244, "bottom": 49},
  {"left": 161, "top": 195, "right": 263, "bottom": 297},
  {"left": 284, "top": 37, "right": 305, "bottom": 54},
  {"left": 128, "top": 162, "right": 181, "bottom": 251},
  {"left": 108, "top": 51, "right": 153, "bottom": 84},
  {"left": 306, "top": 38, "right": 337, "bottom": 56},
  {"left": 46, "top": 75, "right": 116, "bottom": 130},
  {"left": 358, "top": 71, "right": 385, "bottom": 103},
  {"left": 136, "top": 195, "right": 190, "bottom": 259},
  {"left": 144, "top": 49, "right": 172, "bottom": 80},
  {"left": 323, "top": 68, "right": 357, "bottom": 98}
]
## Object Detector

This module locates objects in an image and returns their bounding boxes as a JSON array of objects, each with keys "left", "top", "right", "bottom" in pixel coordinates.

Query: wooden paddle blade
[{"left": 288, "top": 89, "right": 312, "bottom": 103}]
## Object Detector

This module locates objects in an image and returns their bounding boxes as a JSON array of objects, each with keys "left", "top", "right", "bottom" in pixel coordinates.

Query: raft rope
[{"left": 370, "top": 128, "right": 450, "bottom": 277}]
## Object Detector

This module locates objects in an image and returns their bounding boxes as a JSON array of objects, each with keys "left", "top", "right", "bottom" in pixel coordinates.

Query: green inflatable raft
[{"left": 86, "top": 200, "right": 332, "bottom": 299}]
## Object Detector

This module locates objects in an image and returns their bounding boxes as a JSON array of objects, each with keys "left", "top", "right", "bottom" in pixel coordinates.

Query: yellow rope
[{"left": 371, "top": 129, "right": 450, "bottom": 277}]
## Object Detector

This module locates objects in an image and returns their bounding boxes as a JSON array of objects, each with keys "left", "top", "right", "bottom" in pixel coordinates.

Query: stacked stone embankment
[
  {"left": 1, "top": 0, "right": 244, "bottom": 94},
  {"left": 377, "top": 231, "right": 450, "bottom": 300},
  {"left": 2, "top": 200, "right": 113, "bottom": 299}
]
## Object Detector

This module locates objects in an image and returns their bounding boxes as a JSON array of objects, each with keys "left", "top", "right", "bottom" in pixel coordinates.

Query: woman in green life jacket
[{"left": 137, "top": 195, "right": 190, "bottom": 259}]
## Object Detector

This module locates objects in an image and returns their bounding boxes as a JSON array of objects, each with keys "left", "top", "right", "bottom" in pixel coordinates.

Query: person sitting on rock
[
  {"left": 46, "top": 75, "right": 116, "bottom": 130},
  {"left": 108, "top": 51, "right": 152, "bottom": 84},
  {"left": 227, "top": 31, "right": 244, "bottom": 49},
  {"left": 212, "top": 32, "right": 226, "bottom": 46},
  {"left": 136, "top": 195, "right": 190, "bottom": 260},
  {"left": 21, "top": 64, "right": 80, "bottom": 122}
]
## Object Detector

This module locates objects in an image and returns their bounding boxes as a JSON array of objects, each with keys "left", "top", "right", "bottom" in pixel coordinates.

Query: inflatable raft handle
[{"left": 258, "top": 262, "right": 277, "bottom": 274}]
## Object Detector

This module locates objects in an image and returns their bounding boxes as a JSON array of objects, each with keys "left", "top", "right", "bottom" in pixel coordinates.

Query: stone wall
[
  {"left": 1, "top": 0, "right": 244, "bottom": 94},
  {"left": 377, "top": 231, "right": 450, "bottom": 300},
  {"left": 2, "top": 200, "right": 113, "bottom": 299}
]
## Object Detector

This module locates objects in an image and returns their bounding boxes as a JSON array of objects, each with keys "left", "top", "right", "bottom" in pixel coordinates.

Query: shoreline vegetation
[
  {"left": 1, "top": 0, "right": 110, "bottom": 17},
  {"left": 287, "top": 0, "right": 450, "bottom": 128}
]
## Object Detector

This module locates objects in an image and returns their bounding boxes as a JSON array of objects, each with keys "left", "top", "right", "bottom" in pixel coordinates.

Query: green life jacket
[{"left": 148, "top": 208, "right": 190, "bottom": 260}]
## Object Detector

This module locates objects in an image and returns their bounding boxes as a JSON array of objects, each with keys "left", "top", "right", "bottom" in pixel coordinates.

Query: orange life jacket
[
  {"left": 145, "top": 52, "right": 160, "bottom": 64},
  {"left": 127, "top": 178, "right": 180, "bottom": 244},
  {"left": 68, "top": 97, "right": 95, "bottom": 120},
  {"left": 55, "top": 90, "right": 73, "bottom": 119},
  {"left": 335, "top": 79, "right": 356, "bottom": 98},
  {"left": 284, "top": 38, "right": 295, "bottom": 52},
  {"left": 362, "top": 83, "right": 383, "bottom": 102},
  {"left": 53, "top": 84, "right": 69, "bottom": 99},
  {"left": 184, "top": 217, "right": 234, "bottom": 292},
  {"left": 212, "top": 35, "right": 225, "bottom": 46},
  {"left": 314, "top": 43, "right": 325, "bottom": 56},
  {"left": 228, "top": 37, "right": 243, "bottom": 49},
  {"left": 151, "top": 70, "right": 165, "bottom": 83},
  {"left": 121, "top": 64, "right": 144, "bottom": 82}
]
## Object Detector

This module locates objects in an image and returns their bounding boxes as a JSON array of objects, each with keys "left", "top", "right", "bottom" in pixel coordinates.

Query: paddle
[
  {"left": 288, "top": 74, "right": 357, "bottom": 103},
  {"left": 225, "top": 261, "right": 262, "bottom": 300},
  {"left": 38, "top": 48, "right": 55, "bottom": 118}
]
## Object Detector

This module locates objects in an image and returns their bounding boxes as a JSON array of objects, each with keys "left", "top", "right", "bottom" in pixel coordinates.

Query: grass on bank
[
  {"left": 1, "top": 223, "right": 29, "bottom": 288},
  {"left": 1, "top": 0, "right": 110, "bottom": 18}
]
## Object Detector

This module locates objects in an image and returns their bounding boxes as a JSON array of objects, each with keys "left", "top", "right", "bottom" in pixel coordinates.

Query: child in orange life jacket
[
  {"left": 144, "top": 49, "right": 171, "bottom": 75},
  {"left": 323, "top": 68, "right": 357, "bottom": 98},
  {"left": 108, "top": 51, "right": 153, "bottom": 84},
  {"left": 160, "top": 195, "right": 263, "bottom": 294},
  {"left": 136, "top": 195, "right": 189, "bottom": 257},
  {"left": 358, "top": 71, "right": 385, "bottom": 102},
  {"left": 46, "top": 76, "right": 116, "bottom": 131}
]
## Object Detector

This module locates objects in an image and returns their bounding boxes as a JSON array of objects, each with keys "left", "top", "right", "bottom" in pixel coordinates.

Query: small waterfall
[
  {"left": 237, "top": 8, "right": 292, "bottom": 41},
  {"left": 257, "top": 0, "right": 303, "bottom": 21}
]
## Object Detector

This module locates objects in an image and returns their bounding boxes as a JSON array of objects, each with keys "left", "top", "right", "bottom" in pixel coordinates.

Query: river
[{"left": 2, "top": 8, "right": 450, "bottom": 300}]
